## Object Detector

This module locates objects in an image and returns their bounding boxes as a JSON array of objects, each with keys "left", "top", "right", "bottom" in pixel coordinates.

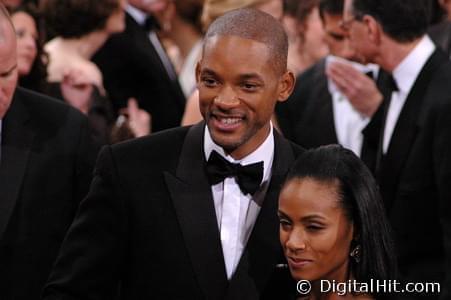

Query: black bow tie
[
  {"left": 387, "top": 74, "right": 399, "bottom": 92},
  {"left": 365, "top": 71, "right": 375, "bottom": 80},
  {"left": 206, "top": 150, "right": 264, "bottom": 196},
  {"left": 142, "top": 15, "right": 160, "bottom": 32}
]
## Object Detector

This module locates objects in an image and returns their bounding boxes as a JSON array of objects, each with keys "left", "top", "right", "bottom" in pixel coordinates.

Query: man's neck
[{"left": 375, "top": 36, "right": 424, "bottom": 72}]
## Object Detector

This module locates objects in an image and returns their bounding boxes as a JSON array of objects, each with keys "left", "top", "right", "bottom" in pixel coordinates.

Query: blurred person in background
[
  {"left": 161, "top": 0, "right": 204, "bottom": 98},
  {"left": 181, "top": 0, "right": 284, "bottom": 126},
  {"left": 0, "top": 4, "right": 96, "bottom": 299},
  {"left": 283, "top": 0, "right": 329, "bottom": 76},
  {"left": 92, "top": 0, "right": 186, "bottom": 134},
  {"left": 344, "top": 0, "right": 451, "bottom": 297},
  {"left": 42, "top": 0, "right": 147, "bottom": 145},
  {"left": 276, "top": 0, "right": 385, "bottom": 173},
  {"left": 43, "top": 0, "right": 126, "bottom": 97},
  {"left": 9, "top": 3, "right": 47, "bottom": 93}
]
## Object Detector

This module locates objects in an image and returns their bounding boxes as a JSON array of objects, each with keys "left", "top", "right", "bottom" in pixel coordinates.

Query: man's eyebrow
[
  {"left": 0, "top": 64, "right": 17, "bottom": 76},
  {"left": 200, "top": 68, "right": 218, "bottom": 76}
]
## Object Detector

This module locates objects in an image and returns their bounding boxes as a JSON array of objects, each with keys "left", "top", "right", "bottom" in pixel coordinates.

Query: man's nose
[{"left": 214, "top": 86, "right": 240, "bottom": 108}]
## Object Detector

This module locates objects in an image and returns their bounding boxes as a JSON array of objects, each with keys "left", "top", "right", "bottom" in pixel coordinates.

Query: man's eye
[
  {"left": 201, "top": 78, "right": 218, "bottom": 87},
  {"left": 241, "top": 83, "right": 258, "bottom": 91}
]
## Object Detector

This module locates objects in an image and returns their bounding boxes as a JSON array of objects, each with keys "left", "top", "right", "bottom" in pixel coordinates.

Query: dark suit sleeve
[
  {"left": 43, "top": 146, "right": 127, "bottom": 300},
  {"left": 434, "top": 99, "right": 451, "bottom": 299},
  {"left": 72, "top": 111, "right": 98, "bottom": 205}
]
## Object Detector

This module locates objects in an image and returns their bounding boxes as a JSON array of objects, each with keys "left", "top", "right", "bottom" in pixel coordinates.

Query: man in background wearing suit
[
  {"left": 277, "top": 0, "right": 384, "bottom": 171},
  {"left": 43, "top": 8, "right": 301, "bottom": 300},
  {"left": 344, "top": 0, "right": 451, "bottom": 298},
  {"left": 0, "top": 5, "right": 96, "bottom": 299},
  {"left": 92, "top": 0, "right": 186, "bottom": 133}
]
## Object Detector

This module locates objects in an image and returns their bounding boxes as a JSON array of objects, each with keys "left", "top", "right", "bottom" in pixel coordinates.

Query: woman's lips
[{"left": 287, "top": 257, "right": 313, "bottom": 268}]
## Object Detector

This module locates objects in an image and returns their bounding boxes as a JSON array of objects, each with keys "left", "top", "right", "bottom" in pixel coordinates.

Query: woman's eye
[
  {"left": 278, "top": 218, "right": 292, "bottom": 227},
  {"left": 306, "top": 224, "right": 324, "bottom": 231}
]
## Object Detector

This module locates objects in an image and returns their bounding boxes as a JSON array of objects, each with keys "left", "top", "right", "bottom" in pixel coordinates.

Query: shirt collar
[
  {"left": 392, "top": 35, "right": 436, "bottom": 94},
  {"left": 126, "top": 4, "right": 147, "bottom": 26},
  {"left": 204, "top": 123, "right": 275, "bottom": 182}
]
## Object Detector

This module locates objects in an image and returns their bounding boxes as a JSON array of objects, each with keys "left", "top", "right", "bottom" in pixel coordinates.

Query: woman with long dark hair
[{"left": 279, "top": 145, "right": 397, "bottom": 299}]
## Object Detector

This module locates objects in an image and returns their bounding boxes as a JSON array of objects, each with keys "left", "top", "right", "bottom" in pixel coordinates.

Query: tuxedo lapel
[
  {"left": 0, "top": 94, "right": 35, "bottom": 238},
  {"left": 225, "top": 131, "right": 297, "bottom": 299},
  {"left": 164, "top": 122, "right": 228, "bottom": 299},
  {"left": 381, "top": 50, "right": 444, "bottom": 210}
]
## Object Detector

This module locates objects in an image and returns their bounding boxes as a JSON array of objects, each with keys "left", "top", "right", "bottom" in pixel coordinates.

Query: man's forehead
[{"left": 204, "top": 34, "right": 269, "bottom": 50}]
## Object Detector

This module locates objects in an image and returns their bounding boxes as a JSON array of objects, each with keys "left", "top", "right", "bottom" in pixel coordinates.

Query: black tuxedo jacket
[
  {"left": 378, "top": 49, "right": 451, "bottom": 298},
  {"left": 43, "top": 123, "right": 304, "bottom": 299},
  {"left": 0, "top": 87, "right": 96, "bottom": 299},
  {"left": 92, "top": 13, "right": 186, "bottom": 132},
  {"left": 276, "top": 59, "right": 337, "bottom": 147}
]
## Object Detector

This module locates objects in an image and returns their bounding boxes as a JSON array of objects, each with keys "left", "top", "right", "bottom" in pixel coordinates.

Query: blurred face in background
[
  {"left": 11, "top": 11, "right": 37, "bottom": 76},
  {"left": 254, "top": 0, "right": 284, "bottom": 21},
  {"left": 300, "top": 7, "right": 329, "bottom": 63},
  {"left": 322, "top": 12, "right": 359, "bottom": 61}
]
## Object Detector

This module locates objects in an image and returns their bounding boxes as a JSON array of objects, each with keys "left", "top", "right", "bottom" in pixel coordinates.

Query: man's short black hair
[
  {"left": 204, "top": 8, "right": 288, "bottom": 75},
  {"left": 351, "top": 0, "right": 432, "bottom": 43},
  {"left": 319, "top": 0, "right": 344, "bottom": 20}
]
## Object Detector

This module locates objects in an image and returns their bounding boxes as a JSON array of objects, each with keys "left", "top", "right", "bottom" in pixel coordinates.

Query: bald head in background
[
  {"left": 204, "top": 8, "right": 289, "bottom": 75},
  {"left": 0, "top": 4, "right": 18, "bottom": 119}
]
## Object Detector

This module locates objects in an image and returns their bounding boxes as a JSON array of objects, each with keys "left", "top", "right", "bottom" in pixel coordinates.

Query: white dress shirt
[
  {"left": 326, "top": 55, "right": 379, "bottom": 156},
  {"left": 204, "top": 125, "right": 274, "bottom": 279},
  {"left": 383, "top": 36, "right": 435, "bottom": 153}
]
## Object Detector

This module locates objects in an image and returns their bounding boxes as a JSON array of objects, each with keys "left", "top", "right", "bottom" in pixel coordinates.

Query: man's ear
[
  {"left": 363, "top": 15, "right": 382, "bottom": 45},
  {"left": 195, "top": 61, "right": 201, "bottom": 85},
  {"left": 277, "top": 70, "right": 296, "bottom": 103}
]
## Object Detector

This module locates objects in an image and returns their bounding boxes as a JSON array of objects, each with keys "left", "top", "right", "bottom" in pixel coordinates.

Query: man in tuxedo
[
  {"left": 344, "top": 0, "right": 451, "bottom": 298},
  {"left": 0, "top": 5, "right": 96, "bottom": 299},
  {"left": 43, "top": 8, "right": 301, "bottom": 299},
  {"left": 276, "top": 0, "right": 384, "bottom": 168},
  {"left": 92, "top": 0, "right": 186, "bottom": 133}
]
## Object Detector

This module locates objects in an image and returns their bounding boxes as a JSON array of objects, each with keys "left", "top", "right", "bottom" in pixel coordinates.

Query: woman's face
[
  {"left": 278, "top": 178, "right": 354, "bottom": 282},
  {"left": 300, "top": 7, "right": 329, "bottom": 61},
  {"left": 254, "top": 0, "right": 284, "bottom": 21},
  {"left": 105, "top": 0, "right": 127, "bottom": 34},
  {"left": 11, "top": 11, "right": 38, "bottom": 77}
]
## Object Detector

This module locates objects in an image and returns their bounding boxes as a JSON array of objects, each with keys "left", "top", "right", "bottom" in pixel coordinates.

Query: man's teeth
[{"left": 220, "top": 117, "right": 241, "bottom": 125}]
